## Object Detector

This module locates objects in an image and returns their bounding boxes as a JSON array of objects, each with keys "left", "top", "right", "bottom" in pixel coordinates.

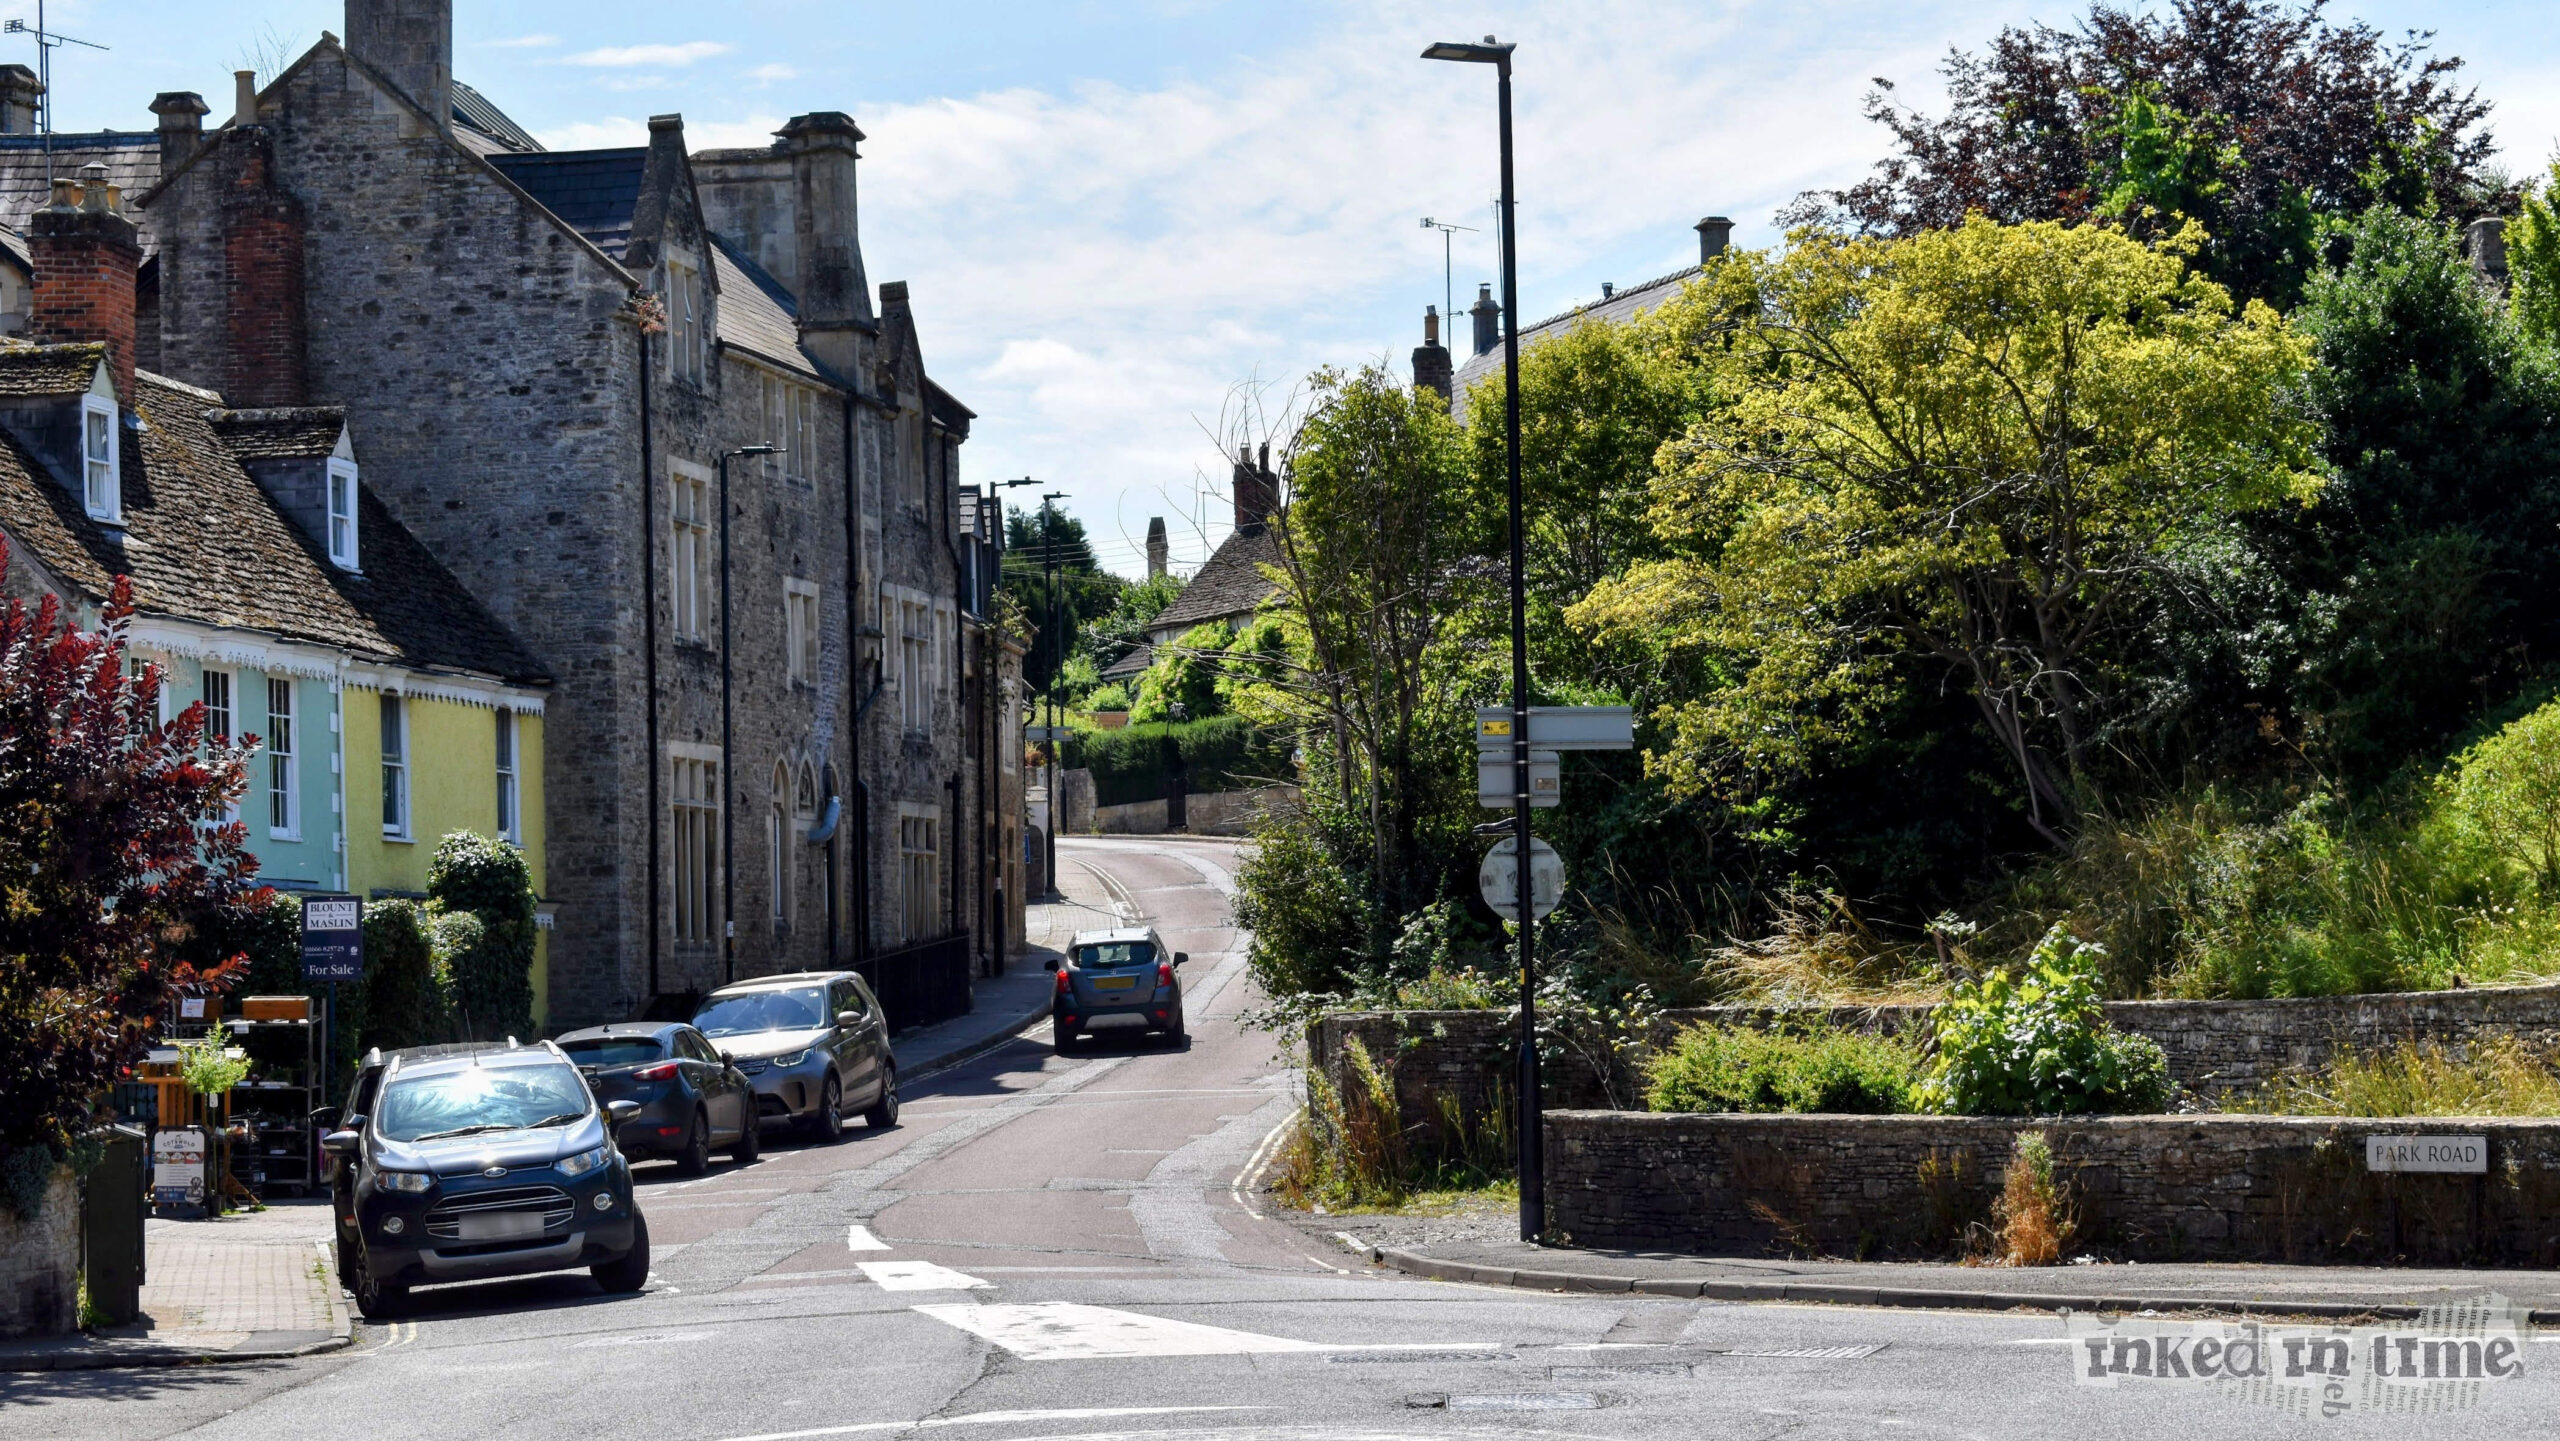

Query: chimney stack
[
  {"left": 0, "top": 65, "right": 42, "bottom": 135},
  {"left": 152, "top": 92, "right": 212, "bottom": 174},
  {"left": 1233, "top": 444, "right": 1277, "bottom": 536},
  {"left": 1468, "top": 283, "right": 1501, "bottom": 357},
  {"left": 1146, "top": 517, "right": 1168, "bottom": 580},
  {"left": 29, "top": 164, "right": 142, "bottom": 405},
  {"left": 345, "top": 0, "right": 452, "bottom": 131},
  {"left": 1696, "top": 215, "right": 1734, "bottom": 264},
  {"left": 780, "top": 112, "right": 872, "bottom": 376},
  {"left": 217, "top": 130, "right": 311, "bottom": 406},
  {"left": 1412, "top": 305, "right": 1452, "bottom": 406},
  {"left": 2468, "top": 217, "right": 2509, "bottom": 288}
]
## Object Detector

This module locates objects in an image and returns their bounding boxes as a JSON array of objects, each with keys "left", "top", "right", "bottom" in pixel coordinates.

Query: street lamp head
[
  {"left": 1421, "top": 38, "right": 1514, "bottom": 66},
  {"left": 726, "top": 444, "right": 780, "bottom": 459}
]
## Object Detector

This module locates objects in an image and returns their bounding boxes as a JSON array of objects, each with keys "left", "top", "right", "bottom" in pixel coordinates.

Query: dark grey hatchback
[
  {"left": 558, "top": 1022, "right": 758, "bottom": 1174},
  {"left": 322, "top": 1041, "right": 647, "bottom": 1319}
]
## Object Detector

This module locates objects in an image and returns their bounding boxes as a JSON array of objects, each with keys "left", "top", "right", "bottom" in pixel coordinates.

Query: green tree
[
  {"left": 428, "top": 832, "right": 537, "bottom": 1040},
  {"left": 360, "top": 900, "right": 449, "bottom": 1053},
  {"left": 1078, "top": 571, "right": 1185, "bottom": 670},
  {"left": 2505, "top": 162, "right": 2560, "bottom": 350},
  {"left": 1002, "top": 507, "right": 1124, "bottom": 695},
  {"left": 1129, "top": 621, "right": 1231, "bottom": 723},
  {"left": 1578, "top": 218, "right": 2319, "bottom": 845}
]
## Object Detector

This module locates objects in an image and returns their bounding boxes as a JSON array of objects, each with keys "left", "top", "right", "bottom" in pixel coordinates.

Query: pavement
[
  {"left": 0, "top": 883, "right": 1099, "bottom": 1376},
  {"left": 1351, "top": 1236, "right": 2560, "bottom": 1323},
  {"left": 13, "top": 834, "right": 2557, "bottom": 1441}
]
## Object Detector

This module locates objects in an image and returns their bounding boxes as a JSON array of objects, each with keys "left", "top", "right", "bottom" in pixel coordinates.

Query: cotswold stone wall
[
  {"left": 1308, "top": 980, "right": 2560, "bottom": 1128},
  {"left": 0, "top": 1165, "right": 77, "bottom": 1337},
  {"left": 1544, "top": 1111, "right": 2560, "bottom": 1266}
]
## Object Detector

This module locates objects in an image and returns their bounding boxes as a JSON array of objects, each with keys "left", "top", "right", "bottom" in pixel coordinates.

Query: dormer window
[
  {"left": 326, "top": 458, "right": 360, "bottom": 569},
  {"left": 82, "top": 395, "right": 118, "bottom": 522}
]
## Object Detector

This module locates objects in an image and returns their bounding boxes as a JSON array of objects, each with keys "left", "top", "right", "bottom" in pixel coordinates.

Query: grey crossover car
[
  {"left": 691, "top": 971, "right": 899, "bottom": 1140},
  {"left": 558, "top": 1022, "right": 758, "bottom": 1174},
  {"left": 321, "top": 1040, "right": 647, "bottom": 1319},
  {"left": 1050, "top": 927, "right": 1188, "bottom": 1052}
]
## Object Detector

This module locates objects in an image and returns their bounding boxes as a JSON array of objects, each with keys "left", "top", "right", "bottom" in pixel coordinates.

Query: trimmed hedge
[{"left": 1069, "top": 715, "right": 1289, "bottom": 808}]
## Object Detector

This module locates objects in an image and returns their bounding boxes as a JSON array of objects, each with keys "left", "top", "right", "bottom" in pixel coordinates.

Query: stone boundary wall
[
  {"left": 1309, "top": 981, "right": 2560, "bottom": 1131},
  {"left": 1545, "top": 1110, "right": 2560, "bottom": 1266},
  {"left": 0, "top": 1165, "right": 77, "bottom": 1337}
]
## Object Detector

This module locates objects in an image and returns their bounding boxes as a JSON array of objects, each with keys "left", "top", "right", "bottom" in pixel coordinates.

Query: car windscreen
[
  {"left": 558, "top": 1037, "right": 666, "bottom": 1068},
  {"left": 374, "top": 1063, "right": 592, "bottom": 1143},
  {"left": 1072, "top": 940, "right": 1156, "bottom": 969},
  {"left": 692, "top": 988, "right": 827, "bottom": 1038}
]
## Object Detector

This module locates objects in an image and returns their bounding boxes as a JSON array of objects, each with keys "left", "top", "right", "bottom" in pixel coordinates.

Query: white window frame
[
  {"left": 671, "top": 744, "right": 721, "bottom": 943},
  {"left": 784, "top": 577, "right": 820, "bottom": 686},
  {"left": 267, "top": 678, "right": 299, "bottom": 840},
  {"left": 666, "top": 256, "right": 709, "bottom": 386},
  {"left": 769, "top": 761, "right": 793, "bottom": 928},
  {"left": 201, "top": 668, "right": 233, "bottom": 748},
  {"left": 670, "top": 461, "right": 713, "bottom": 642},
  {"left": 898, "top": 804, "right": 941, "bottom": 943},
  {"left": 325, "top": 458, "right": 360, "bottom": 570},
  {"left": 790, "top": 385, "right": 817, "bottom": 486},
  {"left": 81, "top": 392, "right": 119, "bottom": 523},
  {"left": 495, "top": 708, "right": 521, "bottom": 843},
  {"left": 378, "top": 693, "right": 409, "bottom": 841}
]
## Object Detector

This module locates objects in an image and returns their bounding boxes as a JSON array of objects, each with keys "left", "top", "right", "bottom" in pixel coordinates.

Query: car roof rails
[{"left": 362, "top": 1047, "right": 383, "bottom": 1066}]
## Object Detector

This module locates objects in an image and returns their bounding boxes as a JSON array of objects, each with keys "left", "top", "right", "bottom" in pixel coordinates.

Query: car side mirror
[
  {"left": 1173, "top": 952, "right": 1189, "bottom": 967},
  {"left": 606, "top": 1100, "right": 641, "bottom": 1123},
  {"left": 1042, "top": 957, "right": 1059, "bottom": 972},
  {"left": 321, "top": 1129, "right": 362, "bottom": 1156},
  {"left": 308, "top": 1105, "right": 339, "bottom": 1128},
  {"left": 837, "top": 1010, "right": 863, "bottom": 1028}
]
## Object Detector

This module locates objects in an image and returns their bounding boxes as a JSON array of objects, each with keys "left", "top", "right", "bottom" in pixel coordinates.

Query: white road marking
[
  {"left": 859, "top": 1259, "right": 991, "bottom": 1291},
  {"left": 912, "top": 1302, "right": 1493, "bottom": 1360},
  {"left": 710, "top": 1406, "right": 1268, "bottom": 1441},
  {"left": 572, "top": 1330, "right": 723, "bottom": 1348},
  {"left": 846, "top": 1224, "right": 891, "bottom": 1251}
]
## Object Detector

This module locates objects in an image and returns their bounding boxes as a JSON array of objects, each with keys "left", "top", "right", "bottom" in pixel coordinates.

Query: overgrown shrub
[
  {"left": 1995, "top": 1131, "right": 2074, "bottom": 1266},
  {"left": 361, "top": 900, "right": 449, "bottom": 1053},
  {"left": 1275, "top": 1037, "right": 1513, "bottom": 1211},
  {"left": 1644, "top": 1022, "right": 1922, "bottom": 1114},
  {"left": 1235, "top": 814, "right": 1372, "bottom": 1000},
  {"left": 1072, "top": 714, "right": 1287, "bottom": 806},
  {"left": 2230, "top": 1037, "right": 2560, "bottom": 1117},
  {"left": 1919, "top": 926, "right": 2171, "bottom": 1115},
  {"left": 429, "top": 833, "right": 537, "bottom": 1040}
]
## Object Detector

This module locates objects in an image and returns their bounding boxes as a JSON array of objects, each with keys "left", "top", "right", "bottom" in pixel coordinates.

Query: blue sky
[{"left": 14, "top": 1, "right": 2560, "bottom": 576}]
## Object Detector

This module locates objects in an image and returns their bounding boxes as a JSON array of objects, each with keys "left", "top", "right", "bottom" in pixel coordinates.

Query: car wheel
[
  {"left": 806, "top": 1075, "right": 844, "bottom": 1142},
  {"left": 1167, "top": 1008, "right": 1188, "bottom": 1045},
  {"left": 1052, "top": 1023, "right": 1079, "bottom": 1055},
  {"left": 675, "top": 1107, "right": 712, "bottom": 1176},
  {"left": 348, "top": 1239, "right": 407, "bottom": 1321},
  {"left": 729, "top": 1104, "right": 761, "bottom": 1164},
  {"left": 863, "top": 1064, "right": 900, "bottom": 1129},
  {"left": 591, "top": 1211, "right": 651, "bottom": 1294}
]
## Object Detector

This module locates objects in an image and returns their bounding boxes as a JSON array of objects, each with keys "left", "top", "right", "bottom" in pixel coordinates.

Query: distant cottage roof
[
  {"left": 1151, "top": 526, "right": 1280, "bottom": 635},
  {"left": 485, "top": 149, "right": 645, "bottom": 259},
  {"left": 0, "top": 348, "right": 546, "bottom": 685},
  {"left": 0, "top": 132, "right": 161, "bottom": 245},
  {"left": 1450, "top": 262, "right": 1703, "bottom": 406},
  {"left": 1099, "top": 641, "right": 1153, "bottom": 682}
]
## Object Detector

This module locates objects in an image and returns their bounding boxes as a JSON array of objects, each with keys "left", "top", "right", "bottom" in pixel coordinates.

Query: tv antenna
[
  {"left": 6, "top": 3, "right": 110, "bottom": 188},
  {"left": 1419, "top": 217, "right": 1479, "bottom": 331}
]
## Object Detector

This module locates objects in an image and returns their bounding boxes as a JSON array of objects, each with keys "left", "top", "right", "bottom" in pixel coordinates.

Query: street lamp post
[
  {"left": 1039, "top": 491, "right": 1069, "bottom": 901},
  {"left": 719, "top": 443, "right": 781, "bottom": 985},
  {"left": 1423, "top": 34, "right": 1540, "bottom": 1243}
]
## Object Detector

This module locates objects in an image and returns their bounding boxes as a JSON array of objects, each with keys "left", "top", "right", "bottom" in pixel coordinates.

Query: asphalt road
[{"left": 8, "top": 834, "right": 2554, "bottom": 1441}]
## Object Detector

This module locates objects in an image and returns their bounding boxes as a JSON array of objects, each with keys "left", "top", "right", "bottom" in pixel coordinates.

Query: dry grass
[
  {"left": 2228, "top": 1036, "right": 2560, "bottom": 1117},
  {"left": 1699, "top": 889, "right": 1952, "bottom": 1005},
  {"left": 1994, "top": 1131, "right": 2074, "bottom": 1267},
  {"left": 1272, "top": 1039, "right": 1515, "bottom": 1213}
]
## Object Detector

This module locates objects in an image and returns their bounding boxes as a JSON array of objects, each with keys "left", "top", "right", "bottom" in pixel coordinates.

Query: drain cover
[
  {"left": 1448, "top": 1393, "right": 1602, "bottom": 1411},
  {"left": 1328, "top": 1351, "right": 1508, "bottom": 1364},
  {"left": 1551, "top": 1363, "right": 1692, "bottom": 1379},
  {"left": 1720, "top": 1344, "right": 1887, "bottom": 1360}
]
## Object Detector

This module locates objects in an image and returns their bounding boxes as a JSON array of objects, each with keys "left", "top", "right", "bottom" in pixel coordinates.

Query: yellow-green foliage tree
[{"left": 1576, "top": 218, "right": 2319, "bottom": 845}]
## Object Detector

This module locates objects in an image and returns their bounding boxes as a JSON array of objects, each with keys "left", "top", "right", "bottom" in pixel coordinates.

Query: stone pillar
[
  {"left": 152, "top": 92, "right": 212, "bottom": 175},
  {"left": 0, "top": 64, "right": 43, "bottom": 135},
  {"left": 0, "top": 1165, "right": 77, "bottom": 1338},
  {"left": 1696, "top": 215, "right": 1734, "bottom": 263},
  {"left": 1145, "top": 517, "right": 1167, "bottom": 580},
  {"left": 782, "top": 111, "right": 871, "bottom": 377},
  {"left": 345, "top": 0, "right": 451, "bottom": 130},
  {"left": 1412, "top": 305, "right": 1452, "bottom": 406}
]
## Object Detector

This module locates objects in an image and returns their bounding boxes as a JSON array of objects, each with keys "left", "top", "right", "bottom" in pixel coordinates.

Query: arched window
[
  {"left": 795, "top": 760, "right": 820, "bottom": 818},
  {"left": 769, "top": 761, "right": 794, "bottom": 928}
]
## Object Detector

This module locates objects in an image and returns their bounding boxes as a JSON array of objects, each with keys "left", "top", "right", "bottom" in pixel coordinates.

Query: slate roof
[
  {"left": 1099, "top": 642, "right": 1153, "bottom": 682},
  {"left": 0, "top": 348, "right": 545, "bottom": 684},
  {"left": 205, "top": 408, "right": 343, "bottom": 460},
  {"left": 0, "top": 133, "right": 160, "bottom": 241},
  {"left": 707, "top": 237, "right": 816, "bottom": 378},
  {"left": 1450, "top": 263, "right": 1704, "bottom": 409},
  {"left": 486, "top": 149, "right": 645, "bottom": 259},
  {"left": 1150, "top": 525, "right": 1280, "bottom": 634},
  {"left": 451, "top": 81, "right": 543, "bottom": 155}
]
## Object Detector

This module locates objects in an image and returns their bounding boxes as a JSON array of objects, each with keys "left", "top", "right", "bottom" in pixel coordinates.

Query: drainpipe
[{"left": 639, "top": 325, "right": 661, "bottom": 1003}]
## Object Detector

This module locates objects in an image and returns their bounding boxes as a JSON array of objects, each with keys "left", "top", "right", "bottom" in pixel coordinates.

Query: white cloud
[
  {"left": 747, "top": 64, "right": 798, "bottom": 86},
  {"left": 481, "top": 34, "right": 558, "bottom": 50},
  {"left": 566, "top": 41, "right": 733, "bottom": 69},
  {"left": 532, "top": 114, "right": 786, "bottom": 153}
]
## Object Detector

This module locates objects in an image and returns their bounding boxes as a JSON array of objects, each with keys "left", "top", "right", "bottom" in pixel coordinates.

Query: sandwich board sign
[
  {"left": 300, "top": 895, "right": 365, "bottom": 982},
  {"left": 1478, "top": 837, "right": 1564, "bottom": 923}
]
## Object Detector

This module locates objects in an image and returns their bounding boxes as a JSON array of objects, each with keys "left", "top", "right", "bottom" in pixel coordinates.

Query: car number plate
[
  {"left": 1091, "top": 976, "right": 1138, "bottom": 991},
  {"left": 455, "top": 1211, "right": 547, "bottom": 1242}
]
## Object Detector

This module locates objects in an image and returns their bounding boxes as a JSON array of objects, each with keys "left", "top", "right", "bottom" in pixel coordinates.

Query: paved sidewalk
[
  {"left": 0, "top": 1200, "right": 348, "bottom": 1371},
  {"left": 1360, "top": 1236, "right": 2560, "bottom": 1323}
]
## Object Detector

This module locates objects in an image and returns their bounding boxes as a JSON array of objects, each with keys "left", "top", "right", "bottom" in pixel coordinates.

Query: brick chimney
[
  {"left": 780, "top": 112, "right": 871, "bottom": 376},
  {"left": 152, "top": 92, "right": 212, "bottom": 174},
  {"left": 1145, "top": 517, "right": 1167, "bottom": 580},
  {"left": 0, "top": 65, "right": 42, "bottom": 135},
  {"left": 1412, "top": 305, "right": 1452, "bottom": 407},
  {"left": 346, "top": 0, "right": 451, "bottom": 130},
  {"left": 1232, "top": 443, "right": 1277, "bottom": 537},
  {"left": 1696, "top": 215, "right": 1734, "bottom": 264},
  {"left": 29, "top": 165, "right": 142, "bottom": 405},
  {"left": 217, "top": 130, "right": 310, "bottom": 406},
  {"left": 1468, "top": 283, "right": 1501, "bottom": 358}
]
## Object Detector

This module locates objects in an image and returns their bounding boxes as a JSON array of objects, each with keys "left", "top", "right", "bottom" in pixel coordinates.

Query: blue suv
[{"left": 321, "top": 1040, "right": 647, "bottom": 1319}]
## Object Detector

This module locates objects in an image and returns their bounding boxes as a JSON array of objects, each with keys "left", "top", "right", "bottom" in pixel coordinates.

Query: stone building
[{"left": 126, "top": 1, "right": 1013, "bottom": 1026}]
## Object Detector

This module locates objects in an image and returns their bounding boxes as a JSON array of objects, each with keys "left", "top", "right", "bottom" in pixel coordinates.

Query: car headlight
[
  {"left": 376, "top": 1170, "right": 433, "bottom": 1194},
  {"left": 770, "top": 1049, "right": 812, "bottom": 1068},
  {"left": 557, "top": 1144, "right": 612, "bottom": 1178}
]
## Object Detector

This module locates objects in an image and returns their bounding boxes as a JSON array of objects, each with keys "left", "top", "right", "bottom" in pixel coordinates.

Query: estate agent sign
[{"left": 300, "top": 895, "right": 364, "bottom": 982}]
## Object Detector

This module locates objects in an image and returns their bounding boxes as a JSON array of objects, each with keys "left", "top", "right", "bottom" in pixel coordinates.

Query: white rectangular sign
[
  {"left": 1476, "top": 751, "right": 1559, "bottom": 808},
  {"left": 1475, "top": 706, "right": 1635, "bottom": 752},
  {"left": 2365, "top": 1135, "right": 2487, "bottom": 1173}
]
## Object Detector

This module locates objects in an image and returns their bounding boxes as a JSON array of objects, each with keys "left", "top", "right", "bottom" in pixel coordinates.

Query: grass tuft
[{"left": 2229, "top": 1036, "right": 2560, "bottom": 1117}]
